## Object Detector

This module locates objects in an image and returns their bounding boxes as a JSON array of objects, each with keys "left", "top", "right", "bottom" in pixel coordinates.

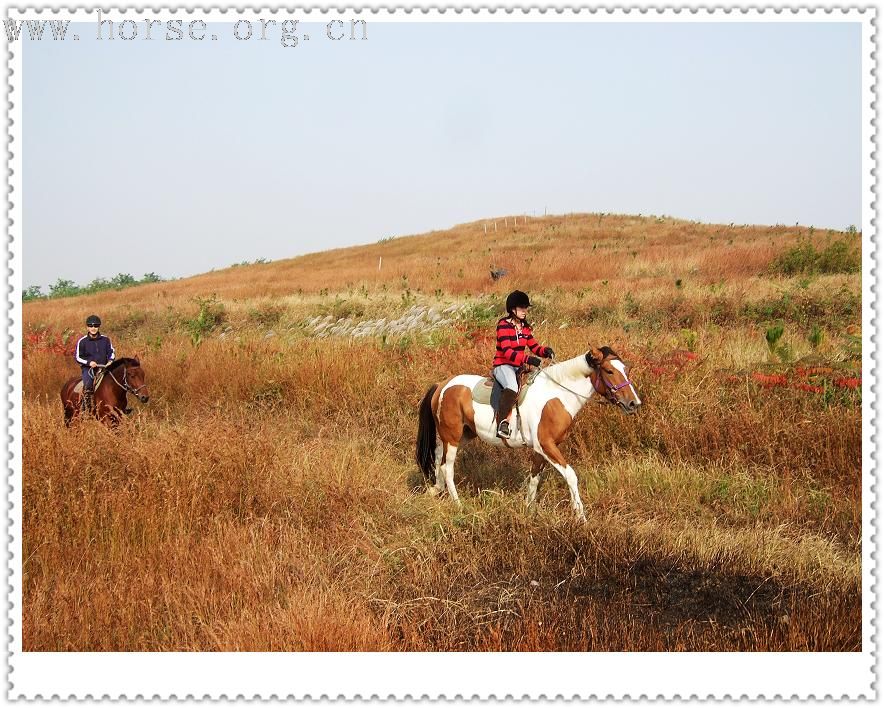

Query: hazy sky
[{"left": 23, "top": 20, "right": 862, "bottom": 289}]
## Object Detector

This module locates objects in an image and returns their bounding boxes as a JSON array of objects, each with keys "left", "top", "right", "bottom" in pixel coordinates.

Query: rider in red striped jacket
[{"left": 492, "top": 290, "right": 554, "bottom": 438}]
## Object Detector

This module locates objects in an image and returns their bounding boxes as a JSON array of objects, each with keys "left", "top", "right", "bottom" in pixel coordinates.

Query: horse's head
[
  {"left": 112, "top": 357, "right": 150, "bottom": 403},
  {"left": 585, "top": 347, "right": 641, "bottom": 414}
]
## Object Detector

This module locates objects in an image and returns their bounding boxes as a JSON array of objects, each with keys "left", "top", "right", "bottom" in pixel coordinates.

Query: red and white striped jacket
[{"left": 492, "top": 317, "right": 550, "bottom": 368}]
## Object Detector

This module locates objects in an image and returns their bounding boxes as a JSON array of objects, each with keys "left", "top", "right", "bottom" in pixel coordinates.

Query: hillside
[
  {"left": 21, "top": 212, "right": 863, "bottom": 651},
  {"left": 23, "top": 212, "right": 860, "bottom": 343}
]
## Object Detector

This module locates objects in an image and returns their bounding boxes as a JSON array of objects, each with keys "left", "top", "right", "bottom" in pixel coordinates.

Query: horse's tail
[{"left": 416, "top": 384, "right": 439, "bottom": 485}]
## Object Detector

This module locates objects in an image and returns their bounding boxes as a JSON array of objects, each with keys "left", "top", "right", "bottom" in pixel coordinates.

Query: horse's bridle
[
  {"left": 536, "top": 356, "right": 633, "bottom": 405},
  {"left": 589, "top": 364, "right": 632, "bottom": 403},
  {"left": 590, "top": 366, "right": 634, "bottom": 404},
  {"left": 540, "top": 360, "right": 632, "bottom": 405},
  {"left": 105, "top": 365, "right": 148, "bottom": 401}
]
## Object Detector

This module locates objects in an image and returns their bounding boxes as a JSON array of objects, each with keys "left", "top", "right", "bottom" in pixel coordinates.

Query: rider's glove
[{"left": 545, "top": 348, "right": 555, "bottom": 359}]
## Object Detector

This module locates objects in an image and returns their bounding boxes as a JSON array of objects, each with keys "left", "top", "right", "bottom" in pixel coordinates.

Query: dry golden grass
[{"left": 22, "top": 213, "right": 862, "bottom": 651}]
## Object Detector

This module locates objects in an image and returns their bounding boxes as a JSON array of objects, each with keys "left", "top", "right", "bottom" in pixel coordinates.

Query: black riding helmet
[
  {"left": 505, "top": 290, "right": 531, "bottom": 313},
  {"left": 86, "top": 315, "right": 101, "bottom": 327}
]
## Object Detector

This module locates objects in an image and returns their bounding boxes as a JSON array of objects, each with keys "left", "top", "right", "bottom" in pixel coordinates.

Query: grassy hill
[
  {"left": 25, "top": 212, "right": 860, "bottom": 349},
  {"left": 21, "top": 213, "right": 862, "bottom": 650}
]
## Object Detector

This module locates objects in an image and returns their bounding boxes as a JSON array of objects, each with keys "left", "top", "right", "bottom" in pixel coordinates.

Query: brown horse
[
  {"left": 416, "top": 347, "right": 640, "bottom": 519},
  {"left": 61, "top": 357, "right": 150, "bottom": 426}
]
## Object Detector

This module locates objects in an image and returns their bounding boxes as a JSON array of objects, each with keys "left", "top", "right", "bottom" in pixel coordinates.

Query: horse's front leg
[
  {"left": 96, "top": 400, "right": 123, "bottom": 427},
  {"left": 525, "top": 451, "right": 547, "bottom": 509},
  {"left": 536, "top": 403, "right": 586, "bottom": 520},
  {"left": 537, "top": 442, "right": 585, "bottom": 521}
]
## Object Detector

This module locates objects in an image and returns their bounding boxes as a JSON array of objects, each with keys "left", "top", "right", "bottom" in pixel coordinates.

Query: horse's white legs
[
  {"left": 544, "top": 459, "right": 585, "bottom": 520},
  {"left": 525, "top": 454, "right": 547, "bottom": 509},
  {"left": 443, "top": 444, "right": 461, "bottom": 507},
  {"left": 557, "top": 464, "right": 585, "bottom": 520},
  {"left": 427, "top": 441, "right": 445, "bottom": 496},
  {"left": 526, "top": 474, "right": 542, "bottom": 507}
]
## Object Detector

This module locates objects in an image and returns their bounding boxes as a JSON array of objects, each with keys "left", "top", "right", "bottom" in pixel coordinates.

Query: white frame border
[{"left": 5, "top": 6, "right": 876, "bottom": 700}]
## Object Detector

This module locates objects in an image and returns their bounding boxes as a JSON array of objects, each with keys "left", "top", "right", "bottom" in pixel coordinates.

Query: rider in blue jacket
[{"left": 75, "top": 314, "right": 115, "bottom": 412}]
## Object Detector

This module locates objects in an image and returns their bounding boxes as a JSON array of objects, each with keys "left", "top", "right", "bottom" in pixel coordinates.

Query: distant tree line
[{"left": 23, "top": 272, "right": 164, "bottom": 302}]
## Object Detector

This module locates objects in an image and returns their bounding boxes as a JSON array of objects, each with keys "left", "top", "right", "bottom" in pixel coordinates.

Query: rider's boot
[
  {"left": 82, "top": 389, "right": 94, "bottom": 415},
  {"left": 496, "top": 389, "right": 518, "bottom": 439}
]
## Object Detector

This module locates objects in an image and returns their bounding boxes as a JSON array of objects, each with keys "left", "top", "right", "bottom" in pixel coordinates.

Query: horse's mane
[
  {"left": 546, "top": 346, "right": 620, "bottom": 378},
  {"left": 546, "top": 353, "right": 589, "bottom": 379},
  {"left": 107, "top": 357, "right": 140, "bottom": 371}
]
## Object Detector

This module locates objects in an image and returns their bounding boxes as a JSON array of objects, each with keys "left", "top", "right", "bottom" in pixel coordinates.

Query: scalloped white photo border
[{"left": 5, "top": 6, "right": 877, "bottom": 700}]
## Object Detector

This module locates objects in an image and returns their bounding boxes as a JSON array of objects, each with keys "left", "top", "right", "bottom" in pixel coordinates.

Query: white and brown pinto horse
[{"left": 416, "top": 347, "right": 641, "bottom": 519}]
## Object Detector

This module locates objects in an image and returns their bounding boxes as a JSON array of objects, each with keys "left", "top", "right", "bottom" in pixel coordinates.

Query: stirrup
[{"left": 497, "top": 420, "right": 511, "bottom": 439}]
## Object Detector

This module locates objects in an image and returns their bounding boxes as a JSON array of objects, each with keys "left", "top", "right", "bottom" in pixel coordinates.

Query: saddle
[
  {"left": 73, "top": 369, "right": 106, "bottom": 395},
  {"left": 471, "top": 368, "right": 534, "bottom": 410}
]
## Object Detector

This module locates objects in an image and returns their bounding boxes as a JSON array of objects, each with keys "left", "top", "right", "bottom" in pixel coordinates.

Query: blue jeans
[
  {"left": 81, "top": 367, "right": 95, "bottom": 392},
  {"left": 492, "top": 365, "right": 519, "bottom": 393}
]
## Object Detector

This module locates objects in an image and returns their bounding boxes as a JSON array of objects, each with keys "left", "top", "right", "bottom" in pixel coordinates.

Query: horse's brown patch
[
  {"left": 537, "top": 398, "right": 574, "bottom": 467},
  {"left": 436, "top": 384, "right": 476, "bottom": 446}
]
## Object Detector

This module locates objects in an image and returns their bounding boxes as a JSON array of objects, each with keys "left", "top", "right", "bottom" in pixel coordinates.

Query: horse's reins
[
  {"left": 105, "top": 365, "right": 147, "bottom": 398},
  {"left": 537, "top": 367, "right": 592, "bottom": 401},
  {"left": 537, "top": 359, "right": 633, "bottom": 404}
]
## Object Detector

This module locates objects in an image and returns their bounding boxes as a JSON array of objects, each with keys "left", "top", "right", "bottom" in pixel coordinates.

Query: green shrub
[
  {"left": 248, "top": 302, "right": 286, "bottom": 328},
  {"left": 459, "top": 299, "right": 499, "bottom": 328},
  {"left": 33, "top": 273, "right": 165, "bottom": 301},
  {"left": 745, "top": 286, "right": 858, "bottom": 329},
  {"left": 765, "top": 323, "right": 793, "bottom": 363},
  {"left": 48, "top": 278, "right": 78, "bottom": 298},
  {"left": 624, "top": 292, "right": 640, "bottom": 317},
  {"left": 184, "top": 295, "right": 227, "bottom": 345},
  {"left": 770, "top": 236, "right": 860, "bottom": 275},
  {"left": 842, "top": 332, "right": 862, "bottom": 360},
  {"left": 316, "top": 296, "right": 364, "bottom": 320},
  {"left": 765, "top": 324, "right": 784, "bottom": 350},
  {"left": 816, "top": 239, "right": 860, "bottom": 273},
  {"left": 22, "top": 286, "right": 44, "bottom": 302}
]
